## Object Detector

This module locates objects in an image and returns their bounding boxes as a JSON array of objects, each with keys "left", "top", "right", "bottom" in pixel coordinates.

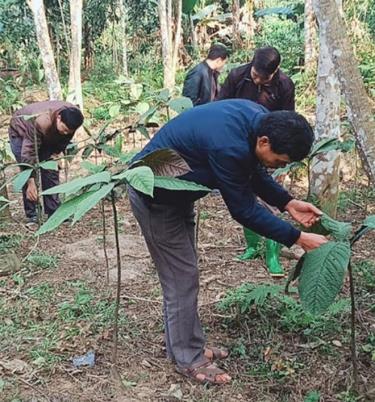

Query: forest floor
[
  {"left": 1, "top": 162, "right": 375, "bottom": 401},
  {"left": 1, "top": 94, "right": 375, "bottom": 401}
]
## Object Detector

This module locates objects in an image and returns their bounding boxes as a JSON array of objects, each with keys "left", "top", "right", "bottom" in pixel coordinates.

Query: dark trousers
[
  {"left": 128, "top": 187, "right": 206, "bottom": 368},
  {"left": 9, "top": 134, "right": 60, "bottom": 218}
]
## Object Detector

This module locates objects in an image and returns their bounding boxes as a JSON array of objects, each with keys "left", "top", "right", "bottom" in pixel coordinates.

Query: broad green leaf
[
  {"left": 72, "top": 183, "right": 115, "bottom": 224},
  {"left": 310, "top": 138, "right": 341, "bottom": 158},
  {"left": 100, "top": 144, "right": 122, "bottom": 158},
  {"left": 183, "top": 0, "right": 198, "bottom": 14},
  {"left": 138, "top": 149, "right": 191, "bottom": 177},
  {"left": 298, "top": 241, "right": 351, "bottom": 315},
  {"left": 36, "top": 192, "right": 96, "bottom": 235},
  {"left": 168, "top": 97, "right": 193, "bottom": 114},
  {"left": 158, "top": 88, "right": 170, "bottom": 103},
  {"left": 39, "top": 160, "right": 58, "bottom": 171},
  {"left": 13, "top": 169, "right": 33, "bottom": 192},
  {"left": 109, "top": 104, "right": 121, "bottom": 118},
  {"left": 321, "top": 214, "right": 352, "bottom": 241},
  {"left": 0, "top": 195, "right": 10, "bottom": 202},
  {"left": 363, "top": 215, "right": 375, "bottom": 229},
  {"left": 113, "top": 166, "right": 154, "bottom": 197},
  {"left": 82, "top": 144, "right": 95, "bottom": 159},
  {"left": 272, "top": 161, "right": 305, "bottom": 178},
  {"left": 136, "top": 126, "right": 150, "bottom": 139},
  {"left": 138, "top": 107, "right": 157, "bottom": 125},
  {"left": 42, "top": 171, "right": 111, "bottom": 195},
  {"left": 80, "top": 161, "right": 106, "bottom": 174},
  {"left": 285, "top": 253, "right": 306, "bottom": 294},
  {"left": 130, "top": 83, "right": 143, "bottom": 100},
  {"left": 119, "top": 150, "right": 139, "bottom": 164},
  {"left": 135, "top": 102, "right": 150, "bottom": 115},
  {"left": 154, "top": 176, "right": 211, "bottom": 192}
]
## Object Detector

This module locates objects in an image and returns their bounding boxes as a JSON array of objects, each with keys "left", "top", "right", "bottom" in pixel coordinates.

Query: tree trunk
[
  {"left": 232, "top": 0, "right": 242, "bottom": 50},
  {"left": 241, "top": 0, "right": 255, "bottom": 47},
  {"left": 158, "top": 0, "right": 182, "bottom": 91},
  {"left": 310, "top": 0, "right": 341, "bottom": 217},
  {"left": 67, "top": 0, "right": 83, "bottom": 110},
  {"left": 27, "top": 0, "right": 62, "bottom": 100},
  {"left": 314, "top": 0, "right": 375, "bottom": 185},
  {"left": 189, "top": 14, "right": 199, "bottom": 57},
  {"left": 304, "top": 0, "right": 317, "bottom": 73},
  {"left": 172, "top": 0, "right": 183, "bottom": 80},
  {"left": 118, "top": 0, "right": 128, "bottom": 77}
]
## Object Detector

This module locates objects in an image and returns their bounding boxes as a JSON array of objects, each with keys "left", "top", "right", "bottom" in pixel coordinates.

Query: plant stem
[
  {"left": 111, "top": 192, "right": 122, "bottom": 366},
  {"left": 348, "top": 261, "right": 359, "bottom": 391},
  {"left": 101, "top": 200, "right": 110, "bottom": 284}
]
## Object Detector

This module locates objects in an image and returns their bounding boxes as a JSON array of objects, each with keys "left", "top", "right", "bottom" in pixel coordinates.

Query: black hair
[
  {"left": 59, "top": 107, "right": 84, "bottom": 130},
  {"left": 252, "top": 47, "right": 281, "bottom": 76},
  {"left": 259, "top": 111, "right": 314, "bottom": 161},
  {"left": 207, "top": 44, "right": 229, "bottom": 61}
]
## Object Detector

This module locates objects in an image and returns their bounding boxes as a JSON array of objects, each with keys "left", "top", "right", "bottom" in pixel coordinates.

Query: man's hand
[
  {"left": 296, "top": 231, "right": 328, "bottom": 252},
  {"left": 285, "top": 199, "right": 322, "bottom": 227},
  {"left": 26, "top": 178, "right": 38, "bottom": 202}
]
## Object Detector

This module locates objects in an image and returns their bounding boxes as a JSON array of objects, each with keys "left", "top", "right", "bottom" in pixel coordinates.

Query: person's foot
[
  {"left": 25, "top": 216, "right": 38, "bottom": 230},
  {"left": 204, "top": 347, "right": 229, "bottom": 361},
  {"left": 176, "top": 361, "right": 231, "bottom": 385}
]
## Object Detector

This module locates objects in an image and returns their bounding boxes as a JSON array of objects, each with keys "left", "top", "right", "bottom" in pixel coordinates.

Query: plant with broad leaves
[
  {"left": 286, "top": 213, "right": 374, "bottom": 315},
  {"left": 36, "top": 148, "right": 210, "bottom": 236}
]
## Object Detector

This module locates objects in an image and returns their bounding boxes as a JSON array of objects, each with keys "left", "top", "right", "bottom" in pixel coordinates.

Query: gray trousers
[{"left": 128, "top": 187, "right": 206, "bottom": 368}]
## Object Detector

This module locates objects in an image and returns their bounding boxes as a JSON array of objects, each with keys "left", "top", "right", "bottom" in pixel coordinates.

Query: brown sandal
[
  {"left": 204, "top": 346, "right": 229, "bottom": 361},
  {"left": 176, "top": 361, "right": 231, "bottom": 385}
]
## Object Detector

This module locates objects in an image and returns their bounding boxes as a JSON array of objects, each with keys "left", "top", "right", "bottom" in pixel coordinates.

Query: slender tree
[
  {"left": 304, "top": 0, "right": 317, "bottom": 73},
  {"left": 158, "top": 0, "right": 183, "bottom": 90},
  {"left": 67, "top": 0, "right": 83, "bottom": 109},
  {"left": 313, "top": 0, "right": 375, "bottom": 185},
  {"left": 310, "top": 0, "right": 341, "bottom": 216},
  {"left": 27, "top": 0, "right": 62, "bottom": 100}
]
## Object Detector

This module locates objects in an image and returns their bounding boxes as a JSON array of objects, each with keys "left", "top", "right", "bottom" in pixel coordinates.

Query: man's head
[
  {"left": 56, "top": 107, "right": 84, "bottom": 135},
  {"left": 250, "top": 47, "right": 281, "bottom": 86},
  {"left": 206, "top": 44, "right": 229, "bottom": 71},
  {"left": 255, "top": 111, "right": 314, "bottom": 168}
]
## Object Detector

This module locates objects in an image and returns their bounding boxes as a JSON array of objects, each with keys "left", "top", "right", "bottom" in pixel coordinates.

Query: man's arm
[
  {"left": 208, "top": 151, "right": 300, "bottom": 247},
  {"left": 250, "top": 165, "right": 293, "bottom": 211},
  {"left": 280, "top": 80, "right": 295, "bottom": 111},
  {"left": 182, "top": 67, "right": 202, "bottom": 105}
]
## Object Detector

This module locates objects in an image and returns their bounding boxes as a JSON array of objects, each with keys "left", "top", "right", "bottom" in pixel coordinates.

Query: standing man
[
  {"left": 182, "top": 44, "right": 229, "bottom": 106},
  {"left": 129, "top": 99, "right": 327, "bottom": 384},
  {"left": 219, "top": 46, "right": 295, "bottom": 276},
  {"left": 218, "top": 46, "right": 295, "bottom": 110},
  {"left": 8, "top": 100, "right": 84, "bottom": 228}
]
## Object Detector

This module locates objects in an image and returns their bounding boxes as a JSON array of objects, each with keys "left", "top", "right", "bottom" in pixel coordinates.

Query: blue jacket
[{"left": 133, "top": 99, "right": 300, "bottom": 247}]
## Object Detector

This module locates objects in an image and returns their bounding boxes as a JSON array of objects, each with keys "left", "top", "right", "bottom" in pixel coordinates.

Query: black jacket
[
  {"left": 182, "top": 61, "right": 219, "bottom": 106},
  {"left": 218, "top": 62, "right": 295, "bottom": 111}
]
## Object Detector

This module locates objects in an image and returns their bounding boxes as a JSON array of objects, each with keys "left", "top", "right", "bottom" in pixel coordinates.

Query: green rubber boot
[
  {"left": 237, "top": 228, "right": 262, "bottom": 260},
  {"left": 265, "top": 239, "right": 284, "bottom": 277}
]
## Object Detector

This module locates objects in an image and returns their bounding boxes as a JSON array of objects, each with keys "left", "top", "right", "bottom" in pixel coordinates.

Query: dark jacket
[
  {"left": 182, "top": 61, "right": 219, "bottom": 106},
  {"left": 218, "top": 62, "right": 295, "bottom": 111},
  {"left": 8, "top": 100, "right": 78, "bottom": 164},
  {"left": 132, "top": 99, "right": 300, "bottom": 247}
]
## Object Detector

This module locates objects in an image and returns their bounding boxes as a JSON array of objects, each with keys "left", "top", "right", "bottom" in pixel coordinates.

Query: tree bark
[
  {"left": 314, "top": 0, "right": 375, "bottom": 185},
  {"left": 304, "top": 0, "right": 317, "bottom": 73},
  {"left": 27, "top": 0, "right": 62, "bottom": 100},
  {"left": 232, "top": 0, "right": 242, "bottom": 50},
  {"left": 67, "top": 0, "right": 83, "bottom": 110},
  {"left": 311, "top": 0, "right": 341, "bottom": 217},
  {"left": 118, "top": 0, "right": 128, "bottom": 77},
  {"left": 158, "top": 0, "right": 182, "bottom": 91},
  {"left": 242, "top": 0, "right": 255, "bottom": 47}
]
